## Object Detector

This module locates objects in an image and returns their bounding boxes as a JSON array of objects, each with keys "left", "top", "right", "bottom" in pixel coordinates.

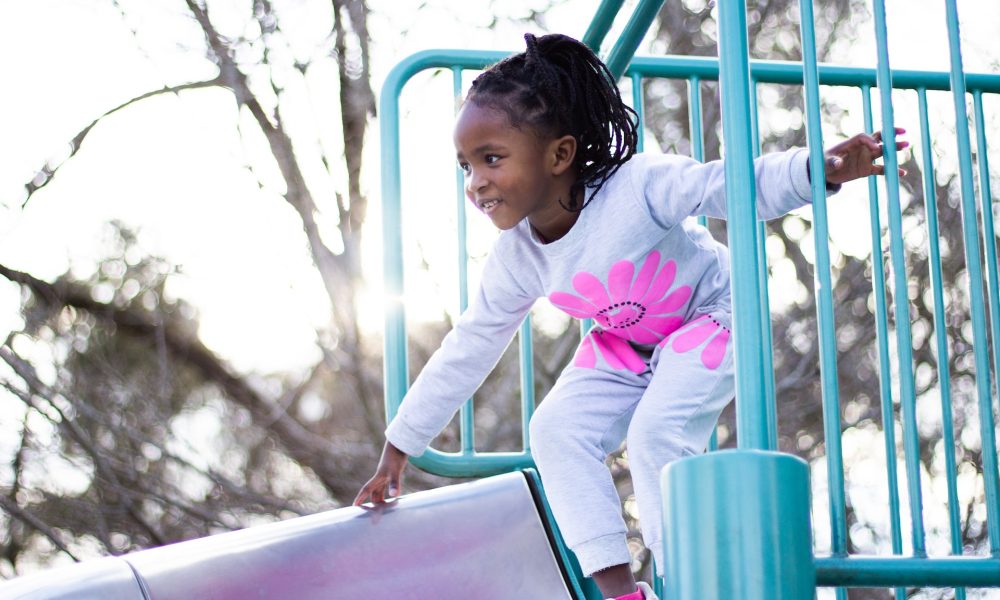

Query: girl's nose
[{"left": 465, "top": 169, "right": 487, "bottom": 196}]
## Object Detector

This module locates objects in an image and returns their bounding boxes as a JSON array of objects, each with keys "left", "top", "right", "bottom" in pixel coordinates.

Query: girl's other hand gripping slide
[
  {"left": 353, "top": 441, "right": 408, "bottom": 506},
  {"left": 822, "top": 127, "right": 909, "bottom": 185}
]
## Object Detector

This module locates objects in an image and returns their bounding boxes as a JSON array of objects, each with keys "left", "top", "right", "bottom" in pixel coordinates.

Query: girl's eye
[
  {"left": 485, "top": 154, "right": 500, "bottom": 164},
  {"left": 458, "top": 162, "right": 470, "bottom": 173}
]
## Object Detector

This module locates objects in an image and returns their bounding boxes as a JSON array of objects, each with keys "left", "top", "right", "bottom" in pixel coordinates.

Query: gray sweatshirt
[{"left": 386, "top": 148, "right": 816, "bottom": 457}]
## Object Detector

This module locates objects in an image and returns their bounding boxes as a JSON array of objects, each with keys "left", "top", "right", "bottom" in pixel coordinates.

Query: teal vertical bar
[
  {"left": 631, "top": 72, "right": 645, "bottom": 152},
  {"left": 454, "top": 66, "right": 470, "bottom": 313},
  {"left": 379, "top": 57, "right": 410, "bottom": 424},
  {"left": 582, "top": 0, "right": 626, "bottom": 52},
  {"left": 688, "top": 76, "right": 719, "bottom": 453},
  {"left": 873, "top": 0, "right": 927, "bottom": 555},
  {"left": 798, "top": 0, "right": 848, "bottom": 558},
  {"left": 866, "top": 84, "right": 907, "bottom": 600},
  {"left": 454, "top": 66, "right": 475, "bottom": 455},
  {"left": 919, "top": 87, "right": 966, "bottom": 600},
  {"left": 604, "top": 0, "right": 665, "bottom": 80},
  {"left": 688, "top": 77, "right": 704, "bottom": 163},
  {"left": 973, "top": 90, "right": 1000, "bottom": 429},
  {"left": 519, "top": 317, "right": 535, "bottom": 449},
  {"left": 716, "top": 0, "right": 769, "bottom": 450},
  {"left": 944, "top": 0, "right": 1000, "bottom": 554},
  {"left": 748, "top": 80, "right": 779, "bottom": 450}
]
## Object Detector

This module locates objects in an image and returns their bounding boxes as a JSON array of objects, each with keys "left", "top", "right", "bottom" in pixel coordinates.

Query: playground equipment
[
  {"left": 382, "top": 1, "right": 1000, "bottom": 598},
  {"left": 2, "top": 0, "right": 999, "bottom": 598}
]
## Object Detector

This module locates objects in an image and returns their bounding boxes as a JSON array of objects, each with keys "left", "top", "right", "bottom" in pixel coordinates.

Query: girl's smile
[{"left": 453, "top": 102, "right": 579, "bottom": 242}]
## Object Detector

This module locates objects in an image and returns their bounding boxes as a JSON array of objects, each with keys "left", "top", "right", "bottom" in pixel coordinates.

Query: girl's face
[{"left": 454, "top": 102, "right": 577, "bottom": 240}]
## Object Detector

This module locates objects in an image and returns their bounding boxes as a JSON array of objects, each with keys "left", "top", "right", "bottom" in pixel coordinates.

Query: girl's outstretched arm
[
  {"left": 822, "top": 127, "right": 909, "bottom": 185},
  {"left": 353, "top": 441, "right": 408, "bottom": 506}
]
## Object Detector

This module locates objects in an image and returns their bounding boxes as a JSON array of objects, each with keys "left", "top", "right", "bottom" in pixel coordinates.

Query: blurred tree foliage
[{"left": 1, "top": 2, "right": 997, "bottom": 600}]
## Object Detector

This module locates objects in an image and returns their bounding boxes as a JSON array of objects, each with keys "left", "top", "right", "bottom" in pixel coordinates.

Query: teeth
[{"left": 481, "top": 199, "right": 500, "bottom": 210}]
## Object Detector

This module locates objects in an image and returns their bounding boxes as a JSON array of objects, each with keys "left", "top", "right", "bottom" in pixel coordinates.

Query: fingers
[
  {"left": 353, "top": 479, "right": 385, "bottom": 506},
  {"left": 372, "top": 480, "right": 387, "bottom": 504},
  {"left": 353, "top": 476, "right": 402, "bottom": 507},
  {"left": 870, "top": 128, "right": 908, "bottom": 157},
  {"left": 353, "top": 484, "right": 371, "bottom": 507},
  {"left": 872, "top": 127, "right": 906, "bottom": 142}
]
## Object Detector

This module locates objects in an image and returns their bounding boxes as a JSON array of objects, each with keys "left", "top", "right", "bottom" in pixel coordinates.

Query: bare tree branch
[
  {"left": 22, "top": 77, "right": 223, "bottom": 207},
  {"left": 0, "top": 495, "right": 79, "bottom": 562}
]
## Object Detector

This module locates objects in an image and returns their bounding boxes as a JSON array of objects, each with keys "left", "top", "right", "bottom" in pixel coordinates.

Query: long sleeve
[
  {"left": 384, "top": 249, "right": 537, "bottom": 457},
  {"left": 631, "top": 148, "right": 816, "bottom": 228}
]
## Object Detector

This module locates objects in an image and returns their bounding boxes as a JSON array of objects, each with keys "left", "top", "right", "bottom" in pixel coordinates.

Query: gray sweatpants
[{"left": 529, "top": 315, "right": 735, "bottom": 577}]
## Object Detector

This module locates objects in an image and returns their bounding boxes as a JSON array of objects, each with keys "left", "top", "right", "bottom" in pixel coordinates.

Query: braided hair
[{"left": 466, "top": 33, "right": 639, "bottom": 211}]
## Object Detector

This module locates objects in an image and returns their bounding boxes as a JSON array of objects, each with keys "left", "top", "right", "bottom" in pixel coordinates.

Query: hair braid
[{"left": 467, "top": 33, "right": 639, "bottom": 211}]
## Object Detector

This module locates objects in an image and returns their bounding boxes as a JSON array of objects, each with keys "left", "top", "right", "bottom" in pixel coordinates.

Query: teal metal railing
[{"left": 379, "top": 1, "right": 1000, "bottom": 595}]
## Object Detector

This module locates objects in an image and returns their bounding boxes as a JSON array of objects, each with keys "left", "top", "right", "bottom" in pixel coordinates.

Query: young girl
[{"left": 355, "top": 33, "right": 905, "bottom": 600}]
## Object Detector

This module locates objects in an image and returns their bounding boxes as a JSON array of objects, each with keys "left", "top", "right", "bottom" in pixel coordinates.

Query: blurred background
[{"left": 1, "top": 1, "right": 998, "bottom": 597}]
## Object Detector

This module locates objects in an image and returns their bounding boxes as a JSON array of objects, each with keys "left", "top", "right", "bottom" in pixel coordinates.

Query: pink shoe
[
  {"left": 636, "top": 582, "right": 658, "bottom": 600},
  {"left": 605, "top": 581, "right": 658, "bottom": 600}
]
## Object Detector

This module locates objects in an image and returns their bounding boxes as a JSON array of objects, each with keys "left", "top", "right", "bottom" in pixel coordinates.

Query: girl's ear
[{"left": 549, "top": 135, "right": 577, "bottom": 176}]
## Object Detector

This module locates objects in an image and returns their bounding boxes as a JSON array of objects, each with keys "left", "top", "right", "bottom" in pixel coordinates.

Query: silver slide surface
[{"left": 0, "top": 471, "right": 573, "bottom": 599}]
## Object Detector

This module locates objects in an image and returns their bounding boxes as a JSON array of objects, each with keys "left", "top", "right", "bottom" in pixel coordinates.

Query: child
[{"left": 355, "top": 33, "right": 906, "bottom": 600}]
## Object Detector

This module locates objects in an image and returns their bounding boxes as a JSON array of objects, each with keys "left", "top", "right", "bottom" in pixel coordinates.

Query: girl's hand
[
  {"left": 353, "top": 441, "right": 408, "bottom": 506},
  {"left": 823, "top": 127, "right": 909, "bottom": 185}
]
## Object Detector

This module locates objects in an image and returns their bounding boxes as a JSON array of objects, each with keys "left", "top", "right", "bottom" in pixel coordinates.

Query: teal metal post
[
  {"left": 688, "top": 77, "right": 720, "bottom": 453},
  {"left": 603, "top": 0, "right": 665, "bottom": 80},
  {"left": 453, "top": 66, "right": 475, "bottom": 455},
  {"left": 715, "top": 0, "right": 768, "bottom": 449},
  {"left": 662, "top": 451, "right": 814, "bottom": 599},
  {"left": 973, "top": 90, "right": 1000, "bottom": 437},
  {"left": 519, "top": 318, "right": 535, "bottom": 449},
  {"left": 867, "top": 85, "right": 906, "bottom": 600},
  {"left": 918, "top": 87, "right": 965, "bottom": 600},
  {"left": 581, "top": 0, "right": 626, "bottom": 52},
  {"left": 748, "top": 81, "right": 779, "bottom": 450},
  {"left": 944, "top": 0, "right": 1000, "bottom": 552},
  {"left": 800, "top": 0, "right": 849, "bottom": 564},
  {"left": 660, "top": 2, "right": 813, "bottom": 597},
  {"left": 873, "top": 0, "right": 928, "bottom": 556}
]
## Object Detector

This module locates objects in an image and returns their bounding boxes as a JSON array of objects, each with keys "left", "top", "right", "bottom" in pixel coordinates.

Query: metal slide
[{"left": 0, "top": 471, "right": 577, "bottom": 599}]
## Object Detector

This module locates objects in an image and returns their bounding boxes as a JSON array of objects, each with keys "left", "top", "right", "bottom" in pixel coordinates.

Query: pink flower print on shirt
[
  {"left": 661, "top": 314, "right": 731, "bottom": 370},
  {"left": 549, "top": 251, "right": 692, "bottom": 346},
  {"left": 573, "top": 330, "right": 647, "bottom": 373}
]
